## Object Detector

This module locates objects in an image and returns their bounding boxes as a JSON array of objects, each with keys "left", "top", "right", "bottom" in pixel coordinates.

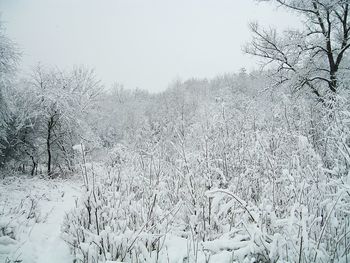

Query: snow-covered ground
[{"left": 0, "top": 175, "right": 81, "bottom": 263}]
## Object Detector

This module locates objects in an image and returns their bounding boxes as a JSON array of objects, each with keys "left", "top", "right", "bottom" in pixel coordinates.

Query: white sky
[{"left": 1, "top": 0, "right": 300, "bottom": 92}]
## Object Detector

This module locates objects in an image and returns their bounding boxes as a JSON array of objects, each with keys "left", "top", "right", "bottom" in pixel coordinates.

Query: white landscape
[{"left": 1, "top": 0, "right": 350, "bottom": 262}]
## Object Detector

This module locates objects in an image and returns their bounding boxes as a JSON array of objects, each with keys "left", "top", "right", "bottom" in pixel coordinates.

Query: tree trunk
[
  {"left": 30, "top": 156, "right": 37, "bottom": 176},
  {"left": 47, "top": 117, "right": 53, "bottom": 176}
]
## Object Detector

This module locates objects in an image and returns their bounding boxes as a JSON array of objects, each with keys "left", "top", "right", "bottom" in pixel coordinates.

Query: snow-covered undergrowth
[
  {"left": 0, "top": 174, "right": 81, "bottom": 263},
  {"left": 62, "top": 98, "right": 350, "bottom": 263}
]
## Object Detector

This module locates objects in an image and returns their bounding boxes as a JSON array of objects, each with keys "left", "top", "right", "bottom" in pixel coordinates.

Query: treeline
[
  {"left": 0, "top": 45, "right": 268, "bottom": 178},
  {"left": 0, "top": 23, "right": 267, "bottom": 177}
]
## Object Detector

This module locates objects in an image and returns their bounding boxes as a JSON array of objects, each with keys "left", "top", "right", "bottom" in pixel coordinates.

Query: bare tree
[{"left": 245, "top": 0, "right": 350, "bottom": 101}]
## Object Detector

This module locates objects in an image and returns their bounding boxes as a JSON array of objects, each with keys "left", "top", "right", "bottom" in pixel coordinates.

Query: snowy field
[
  {"left": 1, "top": 0, "right": 350, "bottom": 262},
  {"left": 0, "top": 172, "right": 252, "bottom": 263},
  {"left": 0, "top": 175, "right": 81, "bottom": 263}
]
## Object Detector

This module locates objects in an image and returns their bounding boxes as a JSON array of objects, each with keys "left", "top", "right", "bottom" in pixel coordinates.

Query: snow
[{"left": 0, "top": 175, "right": 81, "bottom": 263}]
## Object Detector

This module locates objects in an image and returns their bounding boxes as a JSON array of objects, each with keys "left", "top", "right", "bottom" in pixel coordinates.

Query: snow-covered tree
[
  {"left": 245, "top": 0, "right": 350, "bottom": 101},
  {"left": 0, "top": 65, "right": 103, "bottom": 174},
  {"left": 0, "top": 20, "right": 20, "bottom": 167}
]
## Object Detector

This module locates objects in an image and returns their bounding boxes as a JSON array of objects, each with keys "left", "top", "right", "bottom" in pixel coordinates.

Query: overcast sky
[{"left": 1, "top": 0, "right": 300, "bottom": 92}]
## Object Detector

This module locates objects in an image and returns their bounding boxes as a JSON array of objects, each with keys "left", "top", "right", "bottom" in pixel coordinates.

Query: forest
[{"left": 1, "top": 0, "right": 350, "bottom": 262}]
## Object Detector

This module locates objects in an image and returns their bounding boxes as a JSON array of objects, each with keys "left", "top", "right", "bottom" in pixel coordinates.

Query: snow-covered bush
[
  {"left": 1, "top": 186, "right": 44, "bottom": 241},
  {"left": 0, "top": 175, "right": 51, "bottom": 262},
  {"left": 63, "top": 90, "right": 350, "bottom": 262},
  {"left": 62, "top": 153, "right": 171, "bottom": 263}
]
